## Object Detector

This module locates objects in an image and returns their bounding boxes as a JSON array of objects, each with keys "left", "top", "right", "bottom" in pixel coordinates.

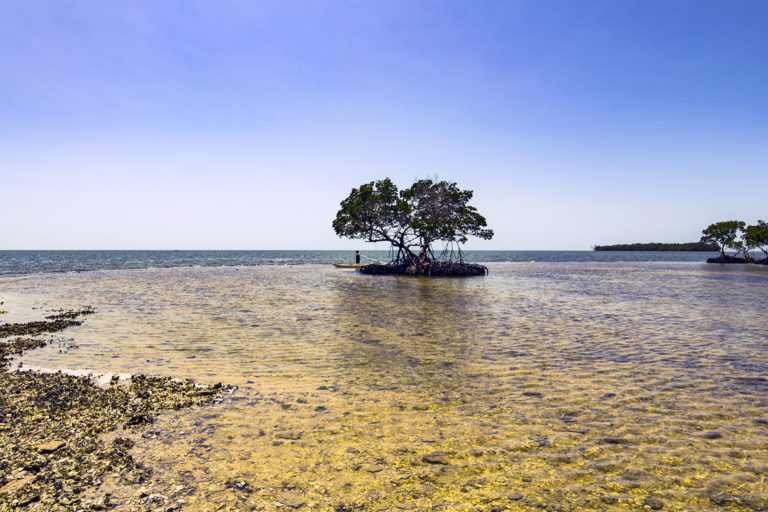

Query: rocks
[
  {"left": 711, "top": 493, "right": 768, "bottom": 510},
  {"left": 421, "top": 451, "right": 450, "bottom": 465},
  {"left": 36, "top": 440, "right": 66, "bottom": 454},
  {"left": 598, "top": 436, "right": 629, "bottom": 444},
  {"left": 643, "top": 496, "right": 664, "bottom": 510},
  {"left": 125, "top": 414, "right": 155, "bottom": 427},
  {"left": 147, "top": 493, "right": 168, "bottom": 504},
  {"left": 0, "top": 306, "right": 233, "bottom": 511},
  {"left": 23, "top": 457, "right": 48, "bottom": 472},
  {"left": 225, "top": 479, "right": 254, "bottom": 492},
  {"left": 46, "top": 307, "right": 95, "bottom": 320},
  {"left": 0, "top": 319, "right": 82, "bottom": 338},
  {"left": 704, "top": 476, "right": 768, "bottom": 510},
  {"left": 275, "top": 430, "right": 303, "bottom": 440},
  {"left": 276, "top": 492, "right": 306, "bottom": 509},
  {"left": 0, "top": 337, "right": 47, "bottom": 365},
  {"left": 88, "top": 495, "right": 113, "bottom": 510},
  {"left": 11, "top": 493, "right": 40, "bottom": 507}
]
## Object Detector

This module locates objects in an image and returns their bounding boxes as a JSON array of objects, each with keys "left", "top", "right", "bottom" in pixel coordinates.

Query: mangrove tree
[
  {"left": 701, "top": 219, "right": 768, "bottom": 264},
  {"left": 333, "top": 178, "right": 493, "bottom": 276}
]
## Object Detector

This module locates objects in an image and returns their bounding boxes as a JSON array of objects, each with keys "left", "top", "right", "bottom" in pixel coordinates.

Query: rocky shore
[{"left": 0, "top": 305, "right": 232, "bottom": 510}]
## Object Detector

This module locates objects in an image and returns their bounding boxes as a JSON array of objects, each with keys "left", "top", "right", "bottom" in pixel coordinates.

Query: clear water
[
  {"left": 0, "top": 250, "right": 719, "bottom": 275},
  {"left": 1, "top": 262, "right": 767, "bottom": 511}
]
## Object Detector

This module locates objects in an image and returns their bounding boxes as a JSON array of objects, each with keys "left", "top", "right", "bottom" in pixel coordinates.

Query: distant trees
[
  {"left": 593, "top": 242, "right": 719, "bottom": 251},
  {"left": 701, "top": 220, "right": 768, "bottom": 263}
]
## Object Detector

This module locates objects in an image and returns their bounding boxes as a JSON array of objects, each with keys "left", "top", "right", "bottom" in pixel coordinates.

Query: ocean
[
  {"left": 0, "top": 249, "right": 719, "bottom": 275},
  {"left": 1, "top": 252, "right": 767, "bottom": 510}
]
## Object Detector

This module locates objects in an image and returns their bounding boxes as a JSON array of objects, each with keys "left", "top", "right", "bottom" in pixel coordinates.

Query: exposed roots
[
  {"left": 360, "top": 260, "right": 488, "bottom": 276},
  {"left": 706, "top": 255, "right": 748, "bottom": 264},
  {"left": 706, "top": 255, "right": 768, "bottom": 265}
]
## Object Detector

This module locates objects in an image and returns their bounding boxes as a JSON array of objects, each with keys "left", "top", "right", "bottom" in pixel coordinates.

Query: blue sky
[{"left": 2, "top": 1, "right": 766, "bottom": 249}]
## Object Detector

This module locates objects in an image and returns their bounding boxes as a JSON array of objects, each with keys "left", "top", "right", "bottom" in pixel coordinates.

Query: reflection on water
[{"left": 2, "top": 263, "right": 768, "bottom": 511}]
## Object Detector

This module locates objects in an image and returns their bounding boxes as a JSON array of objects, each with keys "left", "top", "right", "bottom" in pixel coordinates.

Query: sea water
[
  {"left": 1, "top": 260, "right": 767, "bottom": 510},
  {"left": 0, "top": 250, "right": 717, "bottom": 276}
]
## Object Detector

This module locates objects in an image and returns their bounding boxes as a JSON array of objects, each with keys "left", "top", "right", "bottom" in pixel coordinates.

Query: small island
[
  {"left": 700, "top": 219, "right": 768, "bottom": 264},
  {"left": 595, "top": 220, "right": 767, "bottom": 266},
  {"left": 333, "top": 178, "right": 492, "bottom": 276},
  {"left": 594, "top": 242, "right": 719, "bottom": 251}
]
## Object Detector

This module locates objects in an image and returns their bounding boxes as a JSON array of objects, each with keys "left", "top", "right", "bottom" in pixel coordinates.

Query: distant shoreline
[{"left": 594, "top": 242, "right": 719, "bottom": 252}]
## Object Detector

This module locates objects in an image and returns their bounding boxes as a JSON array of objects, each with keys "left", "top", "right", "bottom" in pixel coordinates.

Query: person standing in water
[{"left": 355, "top": 251, "right": 360, "bottom": 264}]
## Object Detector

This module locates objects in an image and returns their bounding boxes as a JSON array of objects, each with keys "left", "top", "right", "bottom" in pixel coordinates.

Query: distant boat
[{"left": 333, "top": 263, "right": 366, "bottom": 269}]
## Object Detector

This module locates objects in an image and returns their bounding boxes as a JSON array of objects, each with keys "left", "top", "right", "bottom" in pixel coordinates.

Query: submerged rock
[
  {"left": 643, "top": 496, "right": 664, "bottom": 510},
  {"left": 277, "top": 492, "right": 307, "bottom": 509},
  {"left": 421, "top": 451, "right": 450, "bottom": 465},
  {"left": 275, "top": 430, "right": 303, "bottom": 440},
  {"left": 36, "top": 441, "right": 66, "bottom": 454},
  {"left": 598, "top": 436, "right": 629, "bottom": 445}
]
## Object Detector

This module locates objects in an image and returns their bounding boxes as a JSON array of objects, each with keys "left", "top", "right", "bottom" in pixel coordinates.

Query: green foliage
[
  {"left": 743, "top": 220, "right": 768, "bottom": 257},
  {"left": 332, "top": 178, "right": 409, "bottom": 244},
  {"left": 593, "top": 242, "right": 719, "bottom": 251},
  {"left": 700, "top": 220, "right": 746, "bottom": 257},
  {"left": 401, "top": 179, "right": 493, "bottom": 258},
  {"left": 333, "top": 178, "right": 493, "bottom": 262}
]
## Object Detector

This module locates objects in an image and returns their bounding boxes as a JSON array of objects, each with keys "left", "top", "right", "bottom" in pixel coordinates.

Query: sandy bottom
[{"left": 2, "top": 262, "right": 767, "bottom": 510}]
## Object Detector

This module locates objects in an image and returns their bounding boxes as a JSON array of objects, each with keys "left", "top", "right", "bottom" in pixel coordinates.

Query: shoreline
[{"left": 0, "top": 306, "right": 233, "bottom": 510}]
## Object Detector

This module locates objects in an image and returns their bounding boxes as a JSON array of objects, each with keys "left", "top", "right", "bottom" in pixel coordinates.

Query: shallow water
[{"left": 2, "top": 262, "right": 768, "bottom": 511}]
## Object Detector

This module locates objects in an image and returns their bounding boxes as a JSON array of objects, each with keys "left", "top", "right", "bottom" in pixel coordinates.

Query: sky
[{"left": 1, "top": 1, "right": 766, "bottom": 250}]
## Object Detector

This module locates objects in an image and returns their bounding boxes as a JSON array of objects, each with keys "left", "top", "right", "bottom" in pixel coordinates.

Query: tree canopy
[
  {"left": 333, "top": 178, "right": 493, "bottom": 264},
  {"left": 743, "top": 220, "right": 768, "bottom": 257},
  {"left": 700, "top": 220, "right": 746, "bottom": 257}
]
